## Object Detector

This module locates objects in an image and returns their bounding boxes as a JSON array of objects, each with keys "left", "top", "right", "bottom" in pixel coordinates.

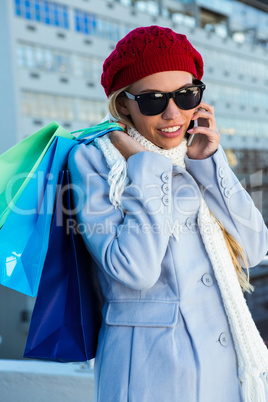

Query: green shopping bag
[
  {"left": 0, "top": 121, "right": 74, "bottom": 228},
  {"left": 0, "top": 120, "right": 124, "bottom": 296}
]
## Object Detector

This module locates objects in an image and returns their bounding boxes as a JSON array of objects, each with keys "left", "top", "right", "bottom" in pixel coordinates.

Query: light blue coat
[{"left": 68, "top": 143, "right": 268, "bottom": 402}]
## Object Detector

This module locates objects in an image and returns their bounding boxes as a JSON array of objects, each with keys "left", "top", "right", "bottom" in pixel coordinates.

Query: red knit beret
[{"left": 101, "top": 25, "right": 204, "bottom": 97}]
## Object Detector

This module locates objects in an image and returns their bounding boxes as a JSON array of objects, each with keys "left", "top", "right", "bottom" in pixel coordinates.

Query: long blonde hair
[{"left": 108, "top": 87, "right": 254, "bottom": 294}]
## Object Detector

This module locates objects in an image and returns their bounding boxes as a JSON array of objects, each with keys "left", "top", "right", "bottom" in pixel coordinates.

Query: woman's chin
[{"left": 156, "top": 136, "right": 185, "bottom": 150}]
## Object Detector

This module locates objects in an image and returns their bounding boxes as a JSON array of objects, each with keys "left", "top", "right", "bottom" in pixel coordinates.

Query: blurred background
[{"left": 0, "top": 0, "right": 268, "bottom": 362}]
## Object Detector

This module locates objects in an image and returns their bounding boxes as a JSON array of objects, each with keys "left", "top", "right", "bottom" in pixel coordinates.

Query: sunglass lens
[
  {"left": 175, "top": 87, "right": 202, "bottom": 110},
  {"left": 138, "top": 93, "right": 167, "bottom": 116}
]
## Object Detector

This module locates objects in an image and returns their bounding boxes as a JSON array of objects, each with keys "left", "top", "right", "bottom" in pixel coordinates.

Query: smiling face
[{"left": 117, "top": 71, "right": 196, "bottom": 149}]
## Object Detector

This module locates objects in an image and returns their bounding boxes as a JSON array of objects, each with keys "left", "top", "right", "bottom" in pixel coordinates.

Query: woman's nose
[{"left": 162, "top": 98, "right": 181, "bottom": 119}]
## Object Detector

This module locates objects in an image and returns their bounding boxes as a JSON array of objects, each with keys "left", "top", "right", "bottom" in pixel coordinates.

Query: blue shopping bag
[
  {"left": 0, "top": 122, "right": 74, "bottom": 229},
  {"left": 0, "top": 136, "right": 77, "bottom": 296},
  {"left": 24, "top": 170, "right": 103, "bottom": 362}
]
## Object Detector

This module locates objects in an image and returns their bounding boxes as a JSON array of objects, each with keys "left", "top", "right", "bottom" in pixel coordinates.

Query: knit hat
[{"left": 101, "top": 25, "right": 204, "bottom": 97}]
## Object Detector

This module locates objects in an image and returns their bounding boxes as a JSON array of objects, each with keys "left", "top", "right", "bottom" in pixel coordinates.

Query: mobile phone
[{"left": 187, "top": 119, "right": 198, "bottom": 146}]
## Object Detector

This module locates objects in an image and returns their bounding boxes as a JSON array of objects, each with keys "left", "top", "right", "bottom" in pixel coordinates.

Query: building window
[
  {"left": 217, "top": 116, "right": 268, "bottom": 138},
  {"left": 78, "top": 98, "right": 107, "bottom": 124},
  {"left": 195, "top": 43, "right": 268, "bottom": 80},
  {"left": 21, "top": 91, "right": 75, "bottom": 120},
  {"left": 73, "top": 54, "right": 103, "bottom": 81},
  {"left": 74, "top": 9, "right": 121, "bottom": 41},
  {"left": 205, "top": 81, "right": 268, "bottom": 111},
  {"left": 21, "top": 91, "right": 107, "bottom": 124},
  {"left": 16, "top": 42, "right": 73, "bottom": 74},
  {"left": 14, "top": 0, "right": 69, "bottom": 29},
  {"left": 17, "top": 42, "right": 104, "bottom": 81},
  {"left": 124, "top": 23, "right": 136, "bottom": 36}
]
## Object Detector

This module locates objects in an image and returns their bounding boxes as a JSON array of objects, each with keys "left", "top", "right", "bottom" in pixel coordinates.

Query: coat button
[
  {"left": 218, "top": 167, "right": 225, "bottom": 178},
  {"left": 162, "top": 183, "right": 170, "bottom": 194},
  {"left": 224, "top": 188, "right": 231, "bottom": 198},
  {"left": 185, "top": 217, "right": 194, "bottom": 230},
  {"left": 219, "top": 332, "right": 228, "bottom": 347},
  {"left": 161, "top": 172, "right": 170, "bottom": 183},
  {"left": 185, "top": 217, "right": 197, "bottom": 231},
  {"left": 201, "top": 273, "right": 214, "bottom": 287},
  {"left": 162, "top": 195, "right": 169, "bottom": 206},
  {"left": 221, "top": 178, "right": 227, "bottom": 188}
]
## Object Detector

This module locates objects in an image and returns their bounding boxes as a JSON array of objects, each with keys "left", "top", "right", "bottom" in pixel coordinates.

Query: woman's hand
[
  {"left": 186, "top": 101, "right": 220, "bottom": 160},
  {"left": 109, "top": 126, "right": 147, "bottom": 160}
]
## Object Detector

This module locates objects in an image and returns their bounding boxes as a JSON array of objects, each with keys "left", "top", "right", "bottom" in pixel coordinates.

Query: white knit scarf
[{"left": 94, "top": 126, "right": 268, "bottom": 402}]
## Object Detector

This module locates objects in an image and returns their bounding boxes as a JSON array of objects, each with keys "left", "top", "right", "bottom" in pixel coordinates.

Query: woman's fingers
[
  {"left": 187, "top": 101, "right": 220, "bottom": 159},
  {"left": 192, "top": 111, "right": 213, "bottom": 125},
  {"left": 189, "top": 102, "right": 219, "bottom": 139},
  {"left": 109, "top": 130, "right": 146, "bottom": 160},
  {"left": 187, "top": 125, "right": 220, "bottom": 141},
  {"left": 116, "top": 122, "right": 127, "bottom": 131},
  {"left": 191, "top": 109, "right": 216, "bottom": 130}
]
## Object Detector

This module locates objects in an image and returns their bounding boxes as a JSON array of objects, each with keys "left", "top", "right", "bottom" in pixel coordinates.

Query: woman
[{"left": 68, "top": 26, "right": 268, "bottom": 402}]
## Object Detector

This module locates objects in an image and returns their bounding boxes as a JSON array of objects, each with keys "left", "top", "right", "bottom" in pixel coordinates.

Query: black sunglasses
[{"left": 124, "top": 79, "right": 206, "bottom": 116}]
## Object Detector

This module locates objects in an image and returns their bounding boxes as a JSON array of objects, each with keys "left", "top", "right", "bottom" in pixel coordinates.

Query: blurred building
[
  {"left": 0, "top": 0, "right": 267, "bottom": 359},
  {"left": 245, "top": 257, "right": 268, "bottom": 345}
]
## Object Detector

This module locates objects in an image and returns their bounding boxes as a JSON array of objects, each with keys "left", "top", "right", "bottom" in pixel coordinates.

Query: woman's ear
[{"left": 116, "top": 95, "right": 130, "bottom": 116}]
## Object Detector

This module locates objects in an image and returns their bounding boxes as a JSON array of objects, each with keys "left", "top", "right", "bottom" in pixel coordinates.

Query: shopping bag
[
  {"left": 0, "top": 136, "right": 78, "bottom": 296},
  {"left": 0, "top": 121, "right": 124, "bottom": 296},
  {"left": 0, "top": 120, "right": 123, "bottom": 229},
  {"left": 0, "top": 122, "right": 74, "bottom": 228},
  {"left": 23, "top": 170, "right": 103, "bottom": 362},
  {"left": 73, "top": 120, "right": 125, "bottom": 142}
]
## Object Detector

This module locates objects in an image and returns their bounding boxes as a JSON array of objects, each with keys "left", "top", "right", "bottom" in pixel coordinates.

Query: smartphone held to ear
[{"left": 187, "top": 119, "right": 198, "bottom": 146}]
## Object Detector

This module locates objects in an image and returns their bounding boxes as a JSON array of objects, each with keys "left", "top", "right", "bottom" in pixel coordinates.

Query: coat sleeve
[
  {"left": 185, "top": 145, "right": 268, "bottom": 267},
  {"left": 67, "top": 143, "right": 174, "bottom": 290}
]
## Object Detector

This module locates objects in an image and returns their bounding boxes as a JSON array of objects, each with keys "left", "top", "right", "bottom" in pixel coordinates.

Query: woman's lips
[{"left": 157, "top": 125, "right": 184, "bottom": 138}]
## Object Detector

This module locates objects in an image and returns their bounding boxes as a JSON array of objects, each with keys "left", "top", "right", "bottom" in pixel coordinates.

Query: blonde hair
[
  {"left": 108, "top": 88, "right": 254, "bottom": 294},
  {"left": 108, "top": 86, "right": 134, "bottom": 128}
]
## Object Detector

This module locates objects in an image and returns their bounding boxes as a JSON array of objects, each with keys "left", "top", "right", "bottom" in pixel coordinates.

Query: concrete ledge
[{"left": 0, "top": 360, "right": 94, "bottom": 402}]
